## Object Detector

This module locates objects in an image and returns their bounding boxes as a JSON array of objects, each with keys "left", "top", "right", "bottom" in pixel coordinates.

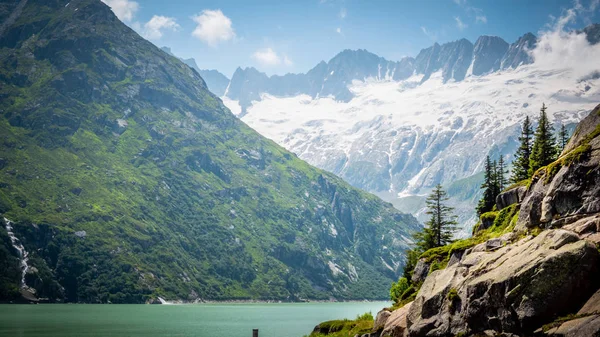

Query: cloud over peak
[
  {"left": 252, "top": 48, "right": 293, "bottom": 66},
  {"left": 192, "top": 9, "right": 236, "bottom": 46},
  {"left": 454, "top": 16, "right": 468, "bottom": 30},
  {"left": 143, "top": 15, "right": 179, "bottom": 40},
  {"left": 101, "top": 0, "right": 139, "bottom": 22}
]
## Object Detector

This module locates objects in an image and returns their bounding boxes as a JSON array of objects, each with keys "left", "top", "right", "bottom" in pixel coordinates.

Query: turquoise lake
[{"left": 0, "top": 302, "right": 389, "bottom": 337}]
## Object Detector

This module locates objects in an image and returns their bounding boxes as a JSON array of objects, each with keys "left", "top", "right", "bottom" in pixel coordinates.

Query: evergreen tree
[
  {"left": 528, "top": 103, "right": 558, "bottom": 176},
  {"left": 557, "top": 123, "right": 569, "bottom": 153},
  {"left": 477, "top": 156, "right": 497, "bottom": 215},
  {"left": 497, "top": 156, "right": 508, "bottom": 191},
  {"left": 510, "top": 116, "right": 534, "bottom": 183},
  {"left": 491, "top": 159, "right": 500, "bottom": 197},
  {"left": 423, "top": 184, "right": 458, "bottom": 247}
]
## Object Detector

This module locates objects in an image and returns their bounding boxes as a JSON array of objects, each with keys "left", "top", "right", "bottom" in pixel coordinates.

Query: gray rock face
[
  {"left": 500, "top": 33, "right": 536, "bottom": 70},
  {"left": 381, "top": 302, "right": 412, "bottom": 337},
  {"left": 471, "top": 36, "right": 509, "bottom": 75},
  {"left": 543, "top": 289, "right": 600, "bottom": 336},
  {"left": 374, "top": 310, "right": 392, "bottom": 332},
  {"left": 160, "top": 47, "right": 230, "bottom": 97},
  {"left": 406, "top": 230, "right": 600, "bottom": 336},
  {"left": 411, "top": 259, "right": 430, "bottom": 284},
  {"left": 582, "top": 23, "right": 600, "bottom": 45},
  {"left": 517, "top": 105, "right": 600, "bottom": 230},
  {"left": 496, "top": 186, "right": 527, "bottom": 210},
  {"left": 438, "top": 39, "right": 473, "bottom": 82}
]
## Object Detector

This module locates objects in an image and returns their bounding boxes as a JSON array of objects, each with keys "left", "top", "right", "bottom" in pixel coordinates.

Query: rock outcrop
[
  {"left": 406, "top": 229, "right": 599, "bottom": 336},
  {"left": 381, "top": 302, "right": 412, "bottom": 337},
  {"left": 517, "top": 104, "right": 600, "bottom": 231},
  {"left": 496, "top": 186, "right": 527, "bottom": 210},
  {"left": 374, "top": 105, "right": 600, "bottom": 337}
]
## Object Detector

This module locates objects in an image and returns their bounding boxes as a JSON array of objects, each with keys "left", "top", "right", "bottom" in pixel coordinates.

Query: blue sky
[{"left": 101, "top": 0, "right": 600, "bottom": 77}]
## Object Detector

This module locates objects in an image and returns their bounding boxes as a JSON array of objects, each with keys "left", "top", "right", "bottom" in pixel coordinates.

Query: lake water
[{"left": 0, "top": 302, "right": 389, "bottom": 337}]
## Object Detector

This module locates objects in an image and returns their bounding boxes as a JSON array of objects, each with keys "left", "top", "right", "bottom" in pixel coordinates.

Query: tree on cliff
[
  {"left": 528, "top": 103, "right": 558, "bottom": 175},
  {"left": 511, "top": 116, "right": 534, "bottom": 183},
  {"left": 420, "top": 184, "right": 458, "bottom": 248},
  {"left": 557, "top": 123, "right": 569, "bottom": 153},
  {"left": 477, "top": 156, "right": 497, "bottom": 216},
  {"left": 497, "top": 156, "right": 508, "bottom": 191}
]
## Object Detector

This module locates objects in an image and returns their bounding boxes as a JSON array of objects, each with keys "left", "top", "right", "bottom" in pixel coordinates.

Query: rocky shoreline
[{"left": 310, "top": 105, "right": 600, "bottom": 337}]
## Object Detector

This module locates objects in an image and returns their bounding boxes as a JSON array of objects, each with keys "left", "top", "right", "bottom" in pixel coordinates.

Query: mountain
[
  {"left": 160, "top": 46, "right": 230, "bottom": 97},
  {"left": 0, "top": 0, "right": 421, "bottom": 303},
  {"left": 468, "top": 36, "right": 509, "bottom": 76},
  {"left": 500, "top": 32, "right": 536, "bottom": 69},
  {"left": 223, "top": 25, "right": 600, "bottom": 234}
]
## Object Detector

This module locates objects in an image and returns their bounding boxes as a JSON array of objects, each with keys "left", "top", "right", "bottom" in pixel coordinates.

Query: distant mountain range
[
  {"left": 162, "top": 25, "right": 600, "bottom": 233},
  {"left": 165, "top": 23, "right": 600, "bottom": 233},
  {"left": 165, "top": 28, "right": 554, "bottom": 114}
]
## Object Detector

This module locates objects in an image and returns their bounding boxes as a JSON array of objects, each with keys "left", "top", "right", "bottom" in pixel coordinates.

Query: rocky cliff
[{"left": 355, "top": 104, "right": 600, "bottom": 336}]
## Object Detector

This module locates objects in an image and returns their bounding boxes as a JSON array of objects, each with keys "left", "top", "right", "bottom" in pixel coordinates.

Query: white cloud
[
  {"left": 102, "top": 0, "right": 139, "bottom": 22},
  {"left": 454, "top": 16, "right": 467, "bottom": 31},
  {"left": 192, "top": 9, "right": 236, "bottom": 46},
  {"left": 142, "top": 15, "right": 179, "bottom": 40},
  {"left": 336, "top": 27, "right": 342, "bottom": 34},
  {"left": 530, "top": 1, "right": 600, "bottom": 79},
  {"left": 339, "top": 8, "right": 347, "bottom": 19},
  {"left": 421, "top": 26, "right": 438, "bottom": 41},
  {"left": 475, "top": 15, "right": 487, "bottom": 24},
  {"left": 453, "top": 0, "right": 467, "bottom": 5},
  {"left": 252, "top": 48, "right": 293, "bottom": 67},
  {"left": 283, "top": 55, "right": 294, "bottom": 66}
]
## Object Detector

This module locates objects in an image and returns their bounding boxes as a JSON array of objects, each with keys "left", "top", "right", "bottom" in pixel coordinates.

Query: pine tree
[
  {"left": 510, "top": 116, "right": 534, "bottom": 183},
  {"left": 491, "top": 160, "right": 500, "bottom": 197},
  {"left": 477, "top": 156, "right": 497, "bottom": 215},
  {"left": 497, "top": 156, "right": 508, "bottom": 191},
  {"left": 557, "top": 123, "right": 569, "bottom": 153},
  {"left": 422, "top": 184, "right": 458, "bottom": 247},
  {"left": 528, "top": 103, "right": 558, "bottom": 176}
]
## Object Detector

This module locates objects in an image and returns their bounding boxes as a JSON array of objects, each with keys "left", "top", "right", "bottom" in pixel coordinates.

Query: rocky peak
[
  {"left": 414, "top": 42, "right": 441, "bottom": 81},
  {"left": 501, "top": 32, "right": 537, "bottom": 70},
  {"left": 470, "top": 35, "right": 509, "bottom": 75},
  {"left": 582, "top": 23, "right": 600, "bottom": 45},
  {"left": 437, "top": 38, "right": 474, "bottom": 82}
]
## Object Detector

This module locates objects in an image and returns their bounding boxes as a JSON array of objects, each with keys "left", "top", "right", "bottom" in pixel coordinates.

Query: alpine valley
[
  {"left": 0, "top": 0, "right": 423, "bottom": 303},
  {"left": 194, "top": 24, "right": 600, "bottom": 233}
]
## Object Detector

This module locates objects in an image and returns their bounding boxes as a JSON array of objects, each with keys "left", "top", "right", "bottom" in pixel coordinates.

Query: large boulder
[
  {"left": 543, "top": 288, "right": 600, "bottom": 336},
  {"left": 406, "top": 230, "right": 600, "bottom": 337},
  {"left": 382, "top": 302, "right": 412, "bottom": 337},
  {"left": 496, "top": 186, "right": 526, "bottom": 210},
  {"left": 373, "top": 310, "right": 392, "bottom": 332},
  {"left": 411, "top": 259, "right": 430, "bottom": 284}
]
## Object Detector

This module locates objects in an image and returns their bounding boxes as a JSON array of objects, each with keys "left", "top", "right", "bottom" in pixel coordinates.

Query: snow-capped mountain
[{"left": 221, "top": 25, "right": 600, "bottom": 234}]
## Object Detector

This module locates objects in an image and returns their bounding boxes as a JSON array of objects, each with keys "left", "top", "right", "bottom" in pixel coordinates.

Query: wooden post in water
[{"left": 252, "top": 328, "right": 259, "bottom": 337}]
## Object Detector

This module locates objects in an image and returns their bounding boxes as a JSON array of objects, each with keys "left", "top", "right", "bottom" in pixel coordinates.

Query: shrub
[{"left": 390, "top": 277, "right": 410, "bottom": 303}]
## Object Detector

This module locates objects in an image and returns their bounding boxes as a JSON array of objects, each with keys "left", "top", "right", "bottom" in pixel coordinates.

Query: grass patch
[
  {"left": 535, "top": 121, "right": 600, "bottom": 185},
  {"left": 419, "top": 206, "right": 520, "bottom": 271},
  {"left": 541, "top": 313, "right": 596, "bottom": 332},
  {"left": 308, "top": 313, "right": 374, "bottom": 337},
  {"left": 503, "top": 179, "right": 530, "bottom": 193}
]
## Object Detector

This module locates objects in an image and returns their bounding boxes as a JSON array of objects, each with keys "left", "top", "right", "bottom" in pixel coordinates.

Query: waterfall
[{"left": 3, "top": 217, "right": 30, "bottom": 289}]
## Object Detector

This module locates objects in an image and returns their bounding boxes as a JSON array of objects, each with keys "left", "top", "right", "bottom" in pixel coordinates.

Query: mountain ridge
[{"left": 0, "top": 0, "right": 420, "bottom": 303}]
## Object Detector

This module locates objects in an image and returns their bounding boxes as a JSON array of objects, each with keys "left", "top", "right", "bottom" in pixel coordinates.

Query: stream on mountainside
[{"left": 3, "top": 218, "right": 31, "bottom": 290}]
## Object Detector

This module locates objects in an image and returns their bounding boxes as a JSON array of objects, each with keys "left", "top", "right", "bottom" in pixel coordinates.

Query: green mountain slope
[{"left": 0, "top": 0, "right": 420, "bottom": 303}]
